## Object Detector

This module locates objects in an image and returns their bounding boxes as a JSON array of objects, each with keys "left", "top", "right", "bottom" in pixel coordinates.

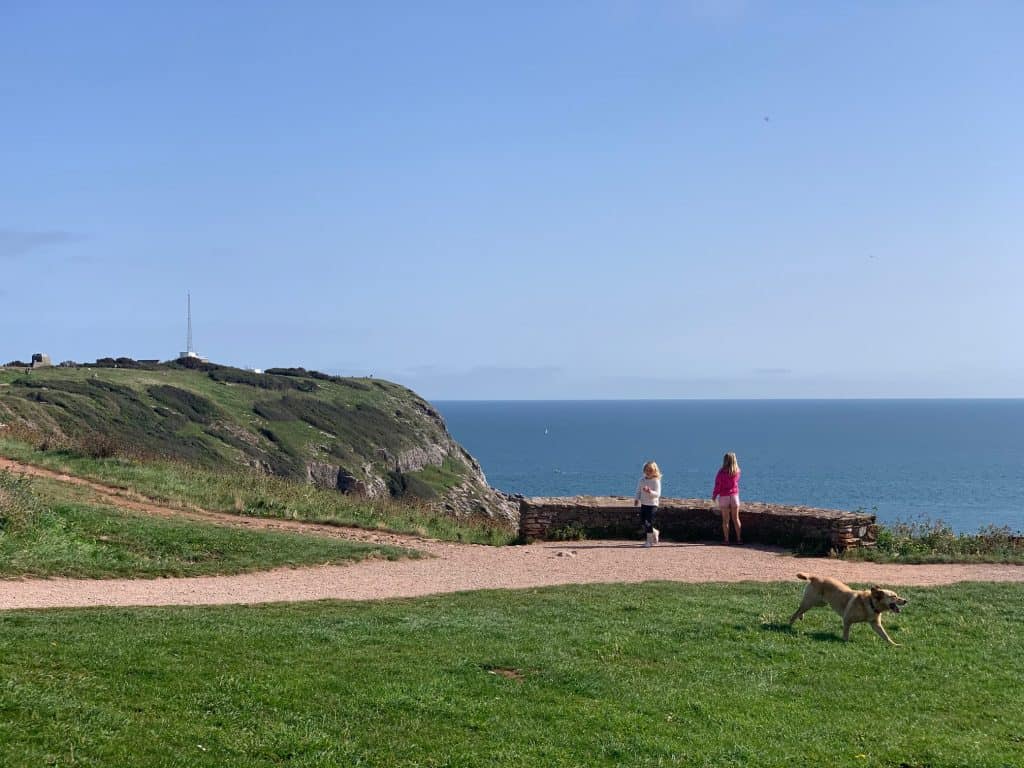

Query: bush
[
  {"left": 253, "top": 399, "right": 296, "bottom": 422},
  {"left": 265, "top": 367, "right": 339, "bottom": 382},
  {"left": 0, "top": 470, "right": 38, "bottom": 533},
  {"left": 0, "top": 421, "right": 64, "bottom": 452},
  {"left": 148, "top": 385, "right": 221, "bottom": 424},
  {"left": 385, "top": 471, "right": 439, "bottom": 501},
  {"left": 89, "top": 357, "right": 160, "bottom": 370},
  {"left": 847, "top": 515, "right": 1024, "bottom": 564},
  {"left": 76, "top": 432, "right": 123, "bottom": 459},
  {"left": 209, "top": 368, "right": 317, "bottom": 392},
  {"left": 549, "top": 521, "right": 587, "bottom": 541}
]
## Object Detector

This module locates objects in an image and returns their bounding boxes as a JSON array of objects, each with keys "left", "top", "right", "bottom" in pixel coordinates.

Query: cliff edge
[{"left": 0, "top": 360, "right": 517, "bottom": 524}]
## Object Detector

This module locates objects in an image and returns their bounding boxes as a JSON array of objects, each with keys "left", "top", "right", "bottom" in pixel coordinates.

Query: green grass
[
  {"left": 1, "top": 582, "right": 1022, "bottom": 766},
  {"left": 0, "top": 471, "right": 413, "bottom": 579},
  {"left": 0, "top": 439, "right": 516, "bottom": 545}
]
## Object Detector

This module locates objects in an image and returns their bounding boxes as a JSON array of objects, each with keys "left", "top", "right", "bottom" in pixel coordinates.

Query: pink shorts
[{"left": 718, "top": 494, "right": 740, "bottom": 511}]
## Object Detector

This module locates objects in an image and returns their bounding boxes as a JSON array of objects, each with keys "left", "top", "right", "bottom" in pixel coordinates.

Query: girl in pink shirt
[{"left": 712, "top": 452, "right": 742, "bottom": 544}]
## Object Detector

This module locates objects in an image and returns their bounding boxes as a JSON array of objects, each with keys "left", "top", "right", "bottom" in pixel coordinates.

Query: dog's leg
[
  {"left": 840, "top": 595, "right": 858, "bottom": 641},
  {"left": 870, "top": 618, "right": 899, "bottom": 646},
  {"left": 788, "top": 588, "right": 816, "bottom": 624}
]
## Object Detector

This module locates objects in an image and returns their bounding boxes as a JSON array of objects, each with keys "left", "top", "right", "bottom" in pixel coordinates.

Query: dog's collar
[{"left": 868, "top": 595, "right": 883, "bottom": 615}]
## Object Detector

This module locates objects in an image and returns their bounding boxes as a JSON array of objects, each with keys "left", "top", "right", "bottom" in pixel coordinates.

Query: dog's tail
[{"left": 796, "top": 572, "right": 810, "bottom": 581}]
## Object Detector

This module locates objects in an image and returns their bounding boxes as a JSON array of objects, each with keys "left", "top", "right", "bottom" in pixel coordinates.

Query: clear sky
[{"left": 2, "top": 1, "right": 1021, "bottom": 399}]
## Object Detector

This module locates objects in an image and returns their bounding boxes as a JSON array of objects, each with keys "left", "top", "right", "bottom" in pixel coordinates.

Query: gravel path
[{"left": 2, "top": 458, "right": 1022, "bottom": 611}]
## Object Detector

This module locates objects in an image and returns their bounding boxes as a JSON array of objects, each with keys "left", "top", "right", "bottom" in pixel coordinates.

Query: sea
[{"left": 434, "top": 400, "right": 1024, "bottom": 533}]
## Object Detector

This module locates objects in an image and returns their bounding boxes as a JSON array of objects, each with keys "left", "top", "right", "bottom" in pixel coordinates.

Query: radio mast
[
  {"left": 186, "top": 292, "right": 194, "bottom": 356},
  {"left": 179, "top": 292, "right": 207, "bottom": 361}
]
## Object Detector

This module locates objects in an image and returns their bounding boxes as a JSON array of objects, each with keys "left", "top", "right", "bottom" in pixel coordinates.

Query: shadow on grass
[
  {"left": 761, "top": 622, "right": 796, "bottom": 634},
  {"left": 761, "top": 622, "right": 844, "bottom": 643}
]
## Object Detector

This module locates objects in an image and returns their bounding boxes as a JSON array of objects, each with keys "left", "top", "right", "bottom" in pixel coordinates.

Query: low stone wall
[{"left": 519, "top": 496, "right": 877, "bottom": 553}]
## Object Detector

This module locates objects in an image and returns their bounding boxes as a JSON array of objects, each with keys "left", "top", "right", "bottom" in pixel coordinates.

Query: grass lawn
[
  {"left": 0, "top": 438, "right": 516, "bottom": 545},
  {"left": 0, "top": 472, "right": 413, "bottom": 579},
  {"left": 1, "top": 582, "right": 1022, "bottom": 767}
]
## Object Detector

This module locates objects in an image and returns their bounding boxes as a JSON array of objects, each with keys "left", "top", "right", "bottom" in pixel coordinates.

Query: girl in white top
[{"left": 633, "top": 461, "right": 662, "bottom": 547}]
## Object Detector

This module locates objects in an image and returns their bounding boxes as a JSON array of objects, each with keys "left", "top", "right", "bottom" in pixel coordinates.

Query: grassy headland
[
  {"left": 0, "top": 469, "right": 412, "bottom": 579},
  {"left": 1, "top": 582, "right": 1022, "bottom": 767},
  {"left": 0, "top": 361, "right": 512, "bottom": 521}
]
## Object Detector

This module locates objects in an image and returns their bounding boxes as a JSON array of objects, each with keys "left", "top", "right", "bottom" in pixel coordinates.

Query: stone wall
[{"left": 519, "top": 496, "right": 877, "bottom": 553}]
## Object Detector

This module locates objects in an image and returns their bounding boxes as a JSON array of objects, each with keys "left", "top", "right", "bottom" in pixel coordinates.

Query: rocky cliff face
[
  {"left": 299, "top": 396, "right": 518, "bottom": 523},
  {"left": 0, "top": 362, "right": 519, "bottom": 525}
]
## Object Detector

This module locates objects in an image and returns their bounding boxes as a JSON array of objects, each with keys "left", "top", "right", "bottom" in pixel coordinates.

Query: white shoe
[{"left": 653, "top": 528, "right": 660, "bottom": 544}]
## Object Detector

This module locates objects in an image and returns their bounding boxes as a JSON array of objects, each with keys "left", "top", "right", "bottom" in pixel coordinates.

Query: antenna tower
[{"left": 186, "top": 292, "right": 194, "bottom": 356}]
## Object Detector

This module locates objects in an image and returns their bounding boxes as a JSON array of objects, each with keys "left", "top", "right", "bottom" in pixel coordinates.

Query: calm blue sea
[{"left": 435, "top": 400, "right": 1024, "bottom": 533}]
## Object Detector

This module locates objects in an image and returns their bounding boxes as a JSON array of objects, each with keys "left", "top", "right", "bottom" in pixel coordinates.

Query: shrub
[
  {"left": 209, "top": 368, "right": 317, "bottom": 392},
  {"left": 253, "top": 399, "right": 296, "bottom": 422},
  {"left": 549, "top": 521, "right": 587, "bottom": 541},
  {"left": 89, "top": 357, "right": 159, "bottom": 370},
  {"left": 265, "top": 367, "right": 339, "bottom": 382},
  {"left": 0, "top": 421, "right": 64, "bottom": 452},
  {"left": 385, "top": 471, "right": 438, "bottom": 500},
  {"left": 75, "top": 432, "right": 123, "bottom": 459},
  {"left": 846, "top": 515, "right": 1024, "bottom": 564},
  {"left": 0, "top": 470, "right": 38, "bottom": 533},
  {"left": 148, "top": 385, "right": 221, "bottom": 424}
]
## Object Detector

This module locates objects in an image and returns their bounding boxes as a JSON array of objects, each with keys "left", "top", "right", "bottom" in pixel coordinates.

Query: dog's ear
[{"left": 870, "top": 586, "right": 884, "bottom": 596}]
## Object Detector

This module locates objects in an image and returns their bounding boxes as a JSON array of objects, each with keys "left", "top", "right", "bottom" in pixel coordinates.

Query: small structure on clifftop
[{"left": 31, "top": 353, "right": 52, "bottom": 368}]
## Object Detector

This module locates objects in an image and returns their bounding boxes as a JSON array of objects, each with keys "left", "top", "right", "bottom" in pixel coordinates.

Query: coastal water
[{"left": 435, "top": 400, "right": 1024, "bottom": 533}]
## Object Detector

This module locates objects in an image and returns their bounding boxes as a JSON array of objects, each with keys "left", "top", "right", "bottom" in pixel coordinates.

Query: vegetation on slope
[
  {"left": 0, "top": 470, "right": 412, "bottom": 579},
  {"left": 0, "top": 440, "right": 516, "bottom": 546},
  {"left": 0, "top": 360, "right": 512, "bottom": 521},
  {"left": 841, "top": 516, "right": 1024, "bottom": 564}
]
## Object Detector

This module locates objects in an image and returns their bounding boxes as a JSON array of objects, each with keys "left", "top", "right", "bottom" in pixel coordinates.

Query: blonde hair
[
  {"left": 721, "top": 452, "right": 739, "bottom": 476},
  {"left": 643, "top": 461, "right": 661, "bottom": 478}
]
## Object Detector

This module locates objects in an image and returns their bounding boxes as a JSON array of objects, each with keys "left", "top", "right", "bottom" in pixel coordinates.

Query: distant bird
[{"left": 763, "top": 115, "right": 770, "bottom": 123}]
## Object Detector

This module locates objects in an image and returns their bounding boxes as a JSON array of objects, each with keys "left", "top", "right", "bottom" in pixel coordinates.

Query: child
[
  {"left": 634, "top": 461, "right": 662, "bottom": 547},
  {"left": 712, "top": 452, "right": 742, "bottom": 544}
]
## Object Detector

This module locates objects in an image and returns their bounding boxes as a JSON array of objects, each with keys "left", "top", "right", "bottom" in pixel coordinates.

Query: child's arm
[{"left": 648, "top": 477, "right": 661, "bottom": 503}]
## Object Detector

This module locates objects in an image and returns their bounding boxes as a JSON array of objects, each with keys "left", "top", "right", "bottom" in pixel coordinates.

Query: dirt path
[
  {"left": 0, "top": 456, "right": 439, "bottom": 552},
  {"left": 2, "top": 458, "right": 1022, "bottom": 611}
]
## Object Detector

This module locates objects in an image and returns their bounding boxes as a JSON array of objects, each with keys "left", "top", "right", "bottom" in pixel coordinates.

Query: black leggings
[{"left": 640, "top": 504, "right": 657, "bottom": 535}]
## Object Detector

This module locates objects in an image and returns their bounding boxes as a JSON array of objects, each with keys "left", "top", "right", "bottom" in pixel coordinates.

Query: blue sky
[{"left": 2, "top": 1, "right": 1021, "bottom": 398}]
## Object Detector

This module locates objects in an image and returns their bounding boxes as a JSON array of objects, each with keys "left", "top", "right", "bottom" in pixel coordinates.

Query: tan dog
[{"left": 788, "top": 573, "right": 908, "bottom": 645}]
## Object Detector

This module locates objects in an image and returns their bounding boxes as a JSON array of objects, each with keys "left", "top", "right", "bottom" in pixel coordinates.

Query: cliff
[{"left": 0, "top": 360, "right": 517, "bottom": 524}]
